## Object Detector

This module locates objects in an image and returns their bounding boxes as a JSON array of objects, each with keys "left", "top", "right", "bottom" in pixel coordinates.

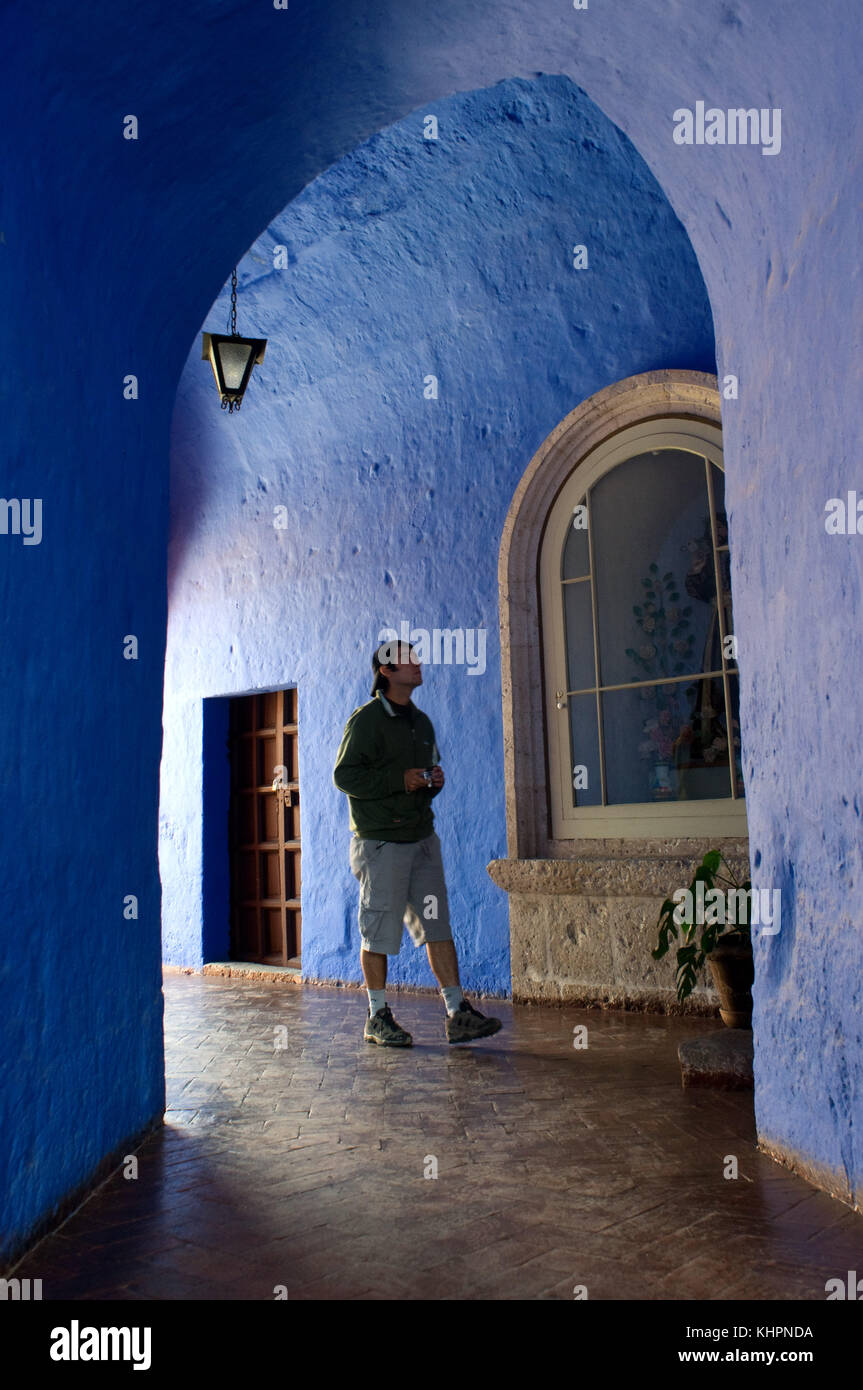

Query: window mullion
[
  {"left": 585, "top": 487, "right": 607, "bottom": 806},
  {"left": 567, "top": 668, "right": 728, "bottom": 698}
]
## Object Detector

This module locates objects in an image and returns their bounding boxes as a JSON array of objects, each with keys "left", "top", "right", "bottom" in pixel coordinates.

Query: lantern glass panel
[{"left": 218, "top": 340, "right": 254, "bottom": 391}]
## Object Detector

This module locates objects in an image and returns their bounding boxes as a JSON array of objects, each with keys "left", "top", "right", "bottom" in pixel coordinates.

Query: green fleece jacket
[{"left": 332, "top": 691, "right": 442, "bottom": 841}]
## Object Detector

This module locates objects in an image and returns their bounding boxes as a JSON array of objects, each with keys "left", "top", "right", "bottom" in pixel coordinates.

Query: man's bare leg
[
  {"left": 427, "top": 939, "right": 501, "bottom": 1039},
  {"left": 361, "top": 947, "right": 413, "bottom": 1043},
  {"left": 426, "top": 939, "right": 460, "bottom": 989},
  {"left": 361, "top": 948, "right": 387, "bottom": 989}
]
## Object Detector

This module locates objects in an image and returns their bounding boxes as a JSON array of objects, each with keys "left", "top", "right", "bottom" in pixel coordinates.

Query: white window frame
[{"left": 540, "top": 416, "right": 747, "bottom": 840}]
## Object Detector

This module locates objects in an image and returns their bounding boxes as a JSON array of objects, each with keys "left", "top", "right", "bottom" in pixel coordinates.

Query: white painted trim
[{"left": 539, "top": 417, "right": 745, "bottom": 839}]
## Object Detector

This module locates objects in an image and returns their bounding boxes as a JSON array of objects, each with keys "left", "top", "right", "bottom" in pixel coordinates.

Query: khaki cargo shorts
[{"left": 349, "top": 831, "right": 453, "bottom": 955}]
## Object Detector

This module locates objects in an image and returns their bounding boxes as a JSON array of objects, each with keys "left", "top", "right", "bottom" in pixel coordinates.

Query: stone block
[
  {"left": 678, "top": 1029, "right": 754, "bottom": 1089},
  {"left": 543, "top": 895, "right": 616, "bottom": 987},
  {"left": 508, "top": 895, "right": 550, "bottom": 983},
  {"left": 510, "top": 887, "right": 721, "bottom": 1011}
]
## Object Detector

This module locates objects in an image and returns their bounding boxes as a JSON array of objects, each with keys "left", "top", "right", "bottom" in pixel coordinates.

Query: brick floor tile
[{"left": 12, "top": 974, "right": 863, "bottom": 1302}]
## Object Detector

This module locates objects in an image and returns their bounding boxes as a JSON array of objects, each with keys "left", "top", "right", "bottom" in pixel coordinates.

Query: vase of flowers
[{"left": 649, "top": 761, "right": 675, "bottom": 801}]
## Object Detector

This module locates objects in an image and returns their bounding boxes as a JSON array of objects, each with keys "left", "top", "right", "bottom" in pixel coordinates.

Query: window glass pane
[
  {"left": 563, "top": 580, "right": 595, "bottom": 692},
  {"left": 684, "top": 470, "right": 732, "bottom": 675},
  {"left": 728, "top": 672, "right": 745, "bottom": 798},
  {"left": 562, "top": 499, "right": 590, "bottom": 578},
  {"left": 602, "top": 676, "right": 737, "bottom": 805},
  {"left": 670, "top": 675, "right": 734, "bottom": 801},
  {"left": 602, "top": 685, "right": 665, "bottom": 804},
  {"left": 568, "top": 695, "right": 602, "bottom": 807},
  {"left": 720, "top": 569, "right": 735, "bottom": 669},
  {"left": 716, "top": 538, "right": 735, "bottom": 669},
  {"left": 710, "top": 462, "right": 726, "bottom": 529},
  {"left": 685, "top": 548, "right": 733, "bottom": 675},
  {"left": 591, "top": 450, "right": 715, "bottom": 687}
]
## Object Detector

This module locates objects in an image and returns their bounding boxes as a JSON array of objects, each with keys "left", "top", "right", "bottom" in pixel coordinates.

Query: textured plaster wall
[
  {"left": 2, "top": 0, "right": 860, "bottom": 1258},
  {"left": 162, "top": 75, "right": 715, "bottom": 995}
]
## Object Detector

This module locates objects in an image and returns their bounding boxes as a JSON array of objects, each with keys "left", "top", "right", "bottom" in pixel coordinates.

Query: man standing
[{"left": 333, "top": 639, "right": 502, "bottom": 1047}]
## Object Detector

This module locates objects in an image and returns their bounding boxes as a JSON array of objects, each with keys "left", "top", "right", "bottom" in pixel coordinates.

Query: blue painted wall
[
  {"left": 3, "top": 0, "right": 860, "bottom": 1258},
  {"left": 161, "top": 75, "right": 715, "bottom": 995}
]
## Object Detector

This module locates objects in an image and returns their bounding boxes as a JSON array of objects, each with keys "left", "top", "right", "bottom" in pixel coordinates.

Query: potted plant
[{"left": 652, "top": 849, "right": 753, "bottom": 1028}]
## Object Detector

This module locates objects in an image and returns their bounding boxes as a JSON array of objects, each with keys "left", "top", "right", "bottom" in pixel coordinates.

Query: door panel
[{"left": 228, "top": 687, "right": 301, "bottom": 965}]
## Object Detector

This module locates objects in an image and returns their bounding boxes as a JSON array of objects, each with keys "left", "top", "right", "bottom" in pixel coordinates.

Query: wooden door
[{"left": 228, "top": 688, "right": 301, "bottom": 965}]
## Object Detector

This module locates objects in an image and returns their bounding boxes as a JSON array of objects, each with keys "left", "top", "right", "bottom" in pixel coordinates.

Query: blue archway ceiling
[{"left": 1, "top": 0, "right": 860, "bottom": 1256}]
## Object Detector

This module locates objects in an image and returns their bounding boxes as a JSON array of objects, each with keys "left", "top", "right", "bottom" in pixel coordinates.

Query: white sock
[
  {"left": 441, "top": 985, "right": 464, "bottom": 1016},
  {"left": 367, "top": 988, "right": 387, "bottom": 1018}
]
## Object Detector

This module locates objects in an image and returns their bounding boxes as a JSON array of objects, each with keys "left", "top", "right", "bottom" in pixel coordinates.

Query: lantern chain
[{"left": 229, "top": 267, "right": 238, "bottom": 336}]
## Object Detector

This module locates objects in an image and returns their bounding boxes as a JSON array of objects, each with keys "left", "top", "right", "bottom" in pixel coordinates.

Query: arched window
[{"left": 540, "top": 417, "right": 746, "bottom": 838}]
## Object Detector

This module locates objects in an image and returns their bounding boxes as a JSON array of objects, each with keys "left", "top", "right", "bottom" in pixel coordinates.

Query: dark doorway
[{"left": 227, "top": 688, "right": 301, "bottom": 966}]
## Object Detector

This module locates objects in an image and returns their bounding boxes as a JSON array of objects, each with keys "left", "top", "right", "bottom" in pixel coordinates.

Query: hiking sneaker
[
  {"left": 364, "top": 1004, "right": 413, "bottom": 1047},
  {"left": 445, "top": 997, "right": 502, "bottom": 1044}
]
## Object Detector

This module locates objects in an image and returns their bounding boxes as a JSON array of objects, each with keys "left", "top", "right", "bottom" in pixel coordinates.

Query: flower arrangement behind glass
[{"left": 625, "top": 563, "right": 696, "bottom": 766}]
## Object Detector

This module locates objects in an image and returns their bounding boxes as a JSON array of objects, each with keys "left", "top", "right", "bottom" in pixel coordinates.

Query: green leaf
[
  {"left": 702, "top": 924, "right": 719, "bottom": 957},
  {"left": 675, "top": 944, "right": 699, "bottom": 1002},
  {"left": 649, "top": 563, "right": 658, "bottom": 573},
  {"left": 653, "top": 897, "right": 682, "bottom": 957}
]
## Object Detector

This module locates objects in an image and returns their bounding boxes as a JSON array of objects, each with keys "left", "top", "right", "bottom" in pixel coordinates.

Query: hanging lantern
[{"left": 201, "top": 268, "right": 267, "bottom": 412}]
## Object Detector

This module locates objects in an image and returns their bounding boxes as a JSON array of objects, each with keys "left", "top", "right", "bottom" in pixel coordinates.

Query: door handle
[{"left": 272, "top": 773, "right": 292, "bottom": 807}]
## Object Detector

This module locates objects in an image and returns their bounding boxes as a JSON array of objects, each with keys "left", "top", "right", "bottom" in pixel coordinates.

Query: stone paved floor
[{"left": 14, "top": 975, "right": 863, "bottom": 1300}]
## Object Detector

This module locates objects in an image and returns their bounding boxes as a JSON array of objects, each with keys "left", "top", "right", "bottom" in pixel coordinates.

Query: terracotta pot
[{"left": 707, "top": 934, "right": 754, "bottom": 1029}]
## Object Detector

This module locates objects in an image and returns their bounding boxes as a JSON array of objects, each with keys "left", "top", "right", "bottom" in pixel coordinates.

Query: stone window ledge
[{"left": 488, "top": 841, "right": 749, "bottom": 898}]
